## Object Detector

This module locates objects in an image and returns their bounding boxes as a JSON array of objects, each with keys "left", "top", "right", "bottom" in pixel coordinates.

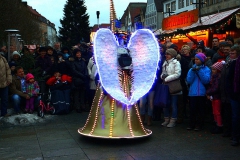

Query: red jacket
[{"left": 46, "top": 74, "right": 72, "bottom": 86}]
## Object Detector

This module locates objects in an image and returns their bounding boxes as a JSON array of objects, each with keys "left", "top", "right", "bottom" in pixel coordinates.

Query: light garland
[
  {"left": 89, "top": 92, "right": 104, "bottom": 135},
  {"left": 94, "top": 29, "right": 160, "bottom": 106},
  {"left": 109, "top": 99, "right": 115, "bottom": 137},
  {"left": 79, "top": 85, "right": 100, "bottom": 132}
]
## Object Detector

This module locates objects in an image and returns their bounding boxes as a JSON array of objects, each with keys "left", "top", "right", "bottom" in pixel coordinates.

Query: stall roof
[{"left": 162, "top": 8, "right": 240, "bottom": 34}]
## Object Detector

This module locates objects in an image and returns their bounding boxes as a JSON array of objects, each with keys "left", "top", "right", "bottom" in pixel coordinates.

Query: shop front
[{"left": 160, "top": 8, "right": 240, "bottom": 49}]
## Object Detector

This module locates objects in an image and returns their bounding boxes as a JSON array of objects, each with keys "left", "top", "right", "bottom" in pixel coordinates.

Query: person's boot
[
  {"left": 140, "top": 115, "right": 145, "bottom": 124},
  {"left": 147, "top": 115, "right": 152, "bottom": 126},
  {"left": 211, "top": 126, "right": 223, "bottom": 134},
  {"left": 161, "top": 117, "right": 170, "bottom": 126},
  {"left": 167, "top": 118, "right": 177, "bottom": 128}
]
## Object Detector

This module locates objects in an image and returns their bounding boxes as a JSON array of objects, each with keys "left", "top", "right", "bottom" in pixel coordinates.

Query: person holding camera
[{"left": 186, "top": 53, "right": 211, "bottom": 131}]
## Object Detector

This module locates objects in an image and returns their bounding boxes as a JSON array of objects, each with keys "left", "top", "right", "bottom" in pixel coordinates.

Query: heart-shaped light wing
[
  {"left": 94, "top": 29, "right": 129, "bottom": 105},
  {"left": 128, "top": 29, "right": 160, "bottom": 105}
]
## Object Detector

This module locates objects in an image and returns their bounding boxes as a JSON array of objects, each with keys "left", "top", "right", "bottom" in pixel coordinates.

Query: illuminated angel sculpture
[{"left": 78, "top": 28, "right": 160, "bottom": 138}]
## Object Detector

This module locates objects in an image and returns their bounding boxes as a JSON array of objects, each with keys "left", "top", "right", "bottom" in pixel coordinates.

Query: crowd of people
[
  {"left": 0, "top": 42, "right": 94, "bottom": 116},
  {"left": 0, "top": 36, "right": 240, "bottom": 146}
]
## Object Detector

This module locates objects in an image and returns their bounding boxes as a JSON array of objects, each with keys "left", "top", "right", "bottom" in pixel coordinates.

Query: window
[
  {"left": 178, "top": 0, "right": 184, "bottom": 9},
  {"left": 186, "top": 0, "right": 189, "bottom": 6},
  {"left": 171, "top": 1, "right": 176, "bottom": 11},
  {"left": 166, "top": 3, "right": 170, "bottom": 12}
]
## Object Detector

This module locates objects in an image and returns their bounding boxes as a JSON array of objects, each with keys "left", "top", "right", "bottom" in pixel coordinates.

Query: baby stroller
[{"left": 38, "top": 93, "right": 55, "bottom": 118}]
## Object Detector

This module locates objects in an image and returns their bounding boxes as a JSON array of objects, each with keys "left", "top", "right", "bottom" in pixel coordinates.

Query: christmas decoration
[{"left": 78, "top": 28, "right": 160, "bottom": 138}]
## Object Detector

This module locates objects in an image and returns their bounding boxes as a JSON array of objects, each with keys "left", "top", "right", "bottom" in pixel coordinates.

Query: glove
[{"left": 192, "top": 66, "right": 200, "bottom": 71}]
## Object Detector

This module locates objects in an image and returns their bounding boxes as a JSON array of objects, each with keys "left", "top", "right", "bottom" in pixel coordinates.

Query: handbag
[
  {"left": 154, "top": 83, "right": 170, "bottom": 108},
  {"left": 165, "top": 79, "right": 182, "bottom": 94}
]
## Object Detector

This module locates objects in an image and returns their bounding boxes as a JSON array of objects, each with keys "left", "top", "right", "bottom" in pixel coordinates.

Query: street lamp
[
  {"left": 96, "top": 11, "right": 100, "bottom": 29},
  {"left": 4, "top": 29, "right": 19, "bottom": 61}
]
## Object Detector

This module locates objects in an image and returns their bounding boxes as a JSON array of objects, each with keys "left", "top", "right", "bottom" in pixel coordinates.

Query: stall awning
[{"left": 162, "top": 8, "right": 240, "bottom": 34}]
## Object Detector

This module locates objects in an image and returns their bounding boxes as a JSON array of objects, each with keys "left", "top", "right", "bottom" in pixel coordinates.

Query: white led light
[{"left": 94, "top": 29, "right": 160, "bottom": 105}]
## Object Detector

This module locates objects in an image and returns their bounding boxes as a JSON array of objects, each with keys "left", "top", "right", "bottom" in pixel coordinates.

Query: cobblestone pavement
[{"left": 0, "top": 111, "right": 239, "bottom": 160}]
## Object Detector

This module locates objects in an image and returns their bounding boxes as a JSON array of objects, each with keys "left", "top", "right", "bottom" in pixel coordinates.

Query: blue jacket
[{"left": 187, "top": 64, "right": 211, "bottom": 96}]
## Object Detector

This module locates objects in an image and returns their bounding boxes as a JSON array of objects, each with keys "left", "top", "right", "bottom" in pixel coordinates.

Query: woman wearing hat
[
  {"left": 161, "top": 48, "right": 182, "bottom": 128},
  {"left": 186, "top": 53, "right": 211, "bottom": 131}
]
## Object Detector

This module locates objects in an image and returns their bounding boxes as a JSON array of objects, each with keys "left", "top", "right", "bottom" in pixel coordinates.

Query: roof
[
  {"left": 91, "top": 24, "right": 110, "bottom": 32},
  {"left": 162, "top": 8, "right": 240, "bottom": 34},
  {"left": 154, "top": 0, "right": 164, "bottom": 12}
]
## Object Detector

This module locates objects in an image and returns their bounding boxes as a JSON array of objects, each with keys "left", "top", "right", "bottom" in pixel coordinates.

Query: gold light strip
[
  {"left": 109, "top": 99, "right": 115, "bottom": 137},
  {"left": 134, "top": 104, "right": 148, "bottom": 135},
  {"left": 79, "top": 86, "right": 100, "bottom": 132},
  {"left": 89, "top": 92, "right": 104, "bottom": 135}
]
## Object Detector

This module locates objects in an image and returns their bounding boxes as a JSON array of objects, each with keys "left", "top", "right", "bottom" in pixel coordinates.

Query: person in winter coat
[
  {"left": 0, "top": 54, "right": 12, "bottom": 117},
  {"left": 186, "top": 53, "right": 211, "bottom": 131},
  {"left": 71, "top": 48, "right": 88, "bottom": 113},
  {"left": 140, "top": 44, "right": 164, "bottom": 126},
  {"left": 227, "top": 46, "right": 240, "bottom": 146},
  {"left": 206, "top": 62, "right": 224, "bottom": 134},
  {"left": 35, "top": 47, "right": 52, "bottom": 103},
  {"left": 160, "top": 48, "right": 182, "bottom": 128},
  {"left": 87, "top": 56, "right": 97, "bottom": 108},
  {"left": 46, "top": 71, "right": 72, "bottom": 114},
  {"left": 212, "top": 42, "right": 231, "bottom": 64},
  {"left": 24, "top": 73, "right": 40, "bottom": 113}
]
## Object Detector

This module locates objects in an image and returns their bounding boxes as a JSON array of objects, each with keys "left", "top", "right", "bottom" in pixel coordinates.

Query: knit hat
[
  {"left": 166, "top": 48, "right": 177, "bottom": 58},
  {"left": 26, "top": 73, "right": 34, "bottom": 81},
  {"left": 197, "top": 40, "right": 205, "bottom": 47},
  {"left": 8, "top": 61, "right": 17, "bottom": 68},
  {"left": 212, "top": 62, "right": 223, "bottom": 72},
  {"left": 39, "top": 47, "right": 47, "bottom": 52},
  {"left": 219, "top": 41, "right": 228, "bottom": 47},
  {"left": 195, "top": 53, "right": 206, "bottom": 63},
  {"left": 225, "top": 36, "right": 234, "bottom": 44},
  {"left": 12, "top": 51, "right": 21, "bottom": 58}
]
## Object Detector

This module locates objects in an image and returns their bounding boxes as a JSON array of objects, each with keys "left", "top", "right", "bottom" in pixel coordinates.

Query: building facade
[
  {"left": 163, "top": 0, "right": 194, "bottom": 18},
  {"left": 145, "top": 0, "right": 164, "bottom": 31}
]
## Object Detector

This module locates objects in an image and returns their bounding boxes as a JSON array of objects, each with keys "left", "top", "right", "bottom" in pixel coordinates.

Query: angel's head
[{"left": 117, "top": 47, "right": 132, "bottom": 69}]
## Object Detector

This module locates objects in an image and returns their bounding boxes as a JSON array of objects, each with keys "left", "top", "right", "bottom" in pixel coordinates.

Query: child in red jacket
[{"left": 46, "top": 72, "right": 72, "bottom": 87}]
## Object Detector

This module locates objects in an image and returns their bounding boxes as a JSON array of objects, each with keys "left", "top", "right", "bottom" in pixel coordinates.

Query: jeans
[
  {"left": 230, "top": 99, "right": 240, "bottom": 140},
  {"left": 12, "top": 94, "right": 40, "bottom": 113},
  {"left": 163, "top": 95, "right": 178, "bottom": 118},
  {"left": 139, "top": 91, "right": 155, "bottom": 116},
  {"left": 0, "top": 86, "right": 9, "bottom": 116}
]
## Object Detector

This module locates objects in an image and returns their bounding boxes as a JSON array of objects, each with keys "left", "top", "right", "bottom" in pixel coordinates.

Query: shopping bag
[{"left": 154, "top": 83, "right": 170, "bottom": 108}]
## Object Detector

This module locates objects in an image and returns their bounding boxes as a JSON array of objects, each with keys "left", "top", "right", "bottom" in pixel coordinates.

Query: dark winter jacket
[
  {"left": 71, "top": 58, "right": 88, "bottom": 89},
  {"left": 35, "top": 55, "right": 52, "bottom": 75},
  {"left": 212, "top": 50, "right": 229, "bottom": 64},
  {"left": 227, "top": 60, "right": 239, "bottom": 100},
  {"left": 220, "top": 60, "right": 233, "bottom": 103},
  {"left": 234, "top": 57, "right": 240, "bottom": 93},
  {"left": 206, "top": 73, "right": 221, "bottom": 100}
]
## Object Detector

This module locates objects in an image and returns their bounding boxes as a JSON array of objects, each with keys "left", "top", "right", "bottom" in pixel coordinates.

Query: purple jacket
[{"left": 206, "top": 73, "right": 221, "bottom": 100}]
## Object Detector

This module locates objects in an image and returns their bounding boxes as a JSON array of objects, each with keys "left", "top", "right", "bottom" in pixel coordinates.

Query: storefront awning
[{"left": 162, "top": 8, "right": 240, "bottom": 34}]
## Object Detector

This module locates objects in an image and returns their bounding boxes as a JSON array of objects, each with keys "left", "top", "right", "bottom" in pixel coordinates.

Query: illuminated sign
[{"left": 162, "top": 9, "right": 199, "bottom": 30}]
